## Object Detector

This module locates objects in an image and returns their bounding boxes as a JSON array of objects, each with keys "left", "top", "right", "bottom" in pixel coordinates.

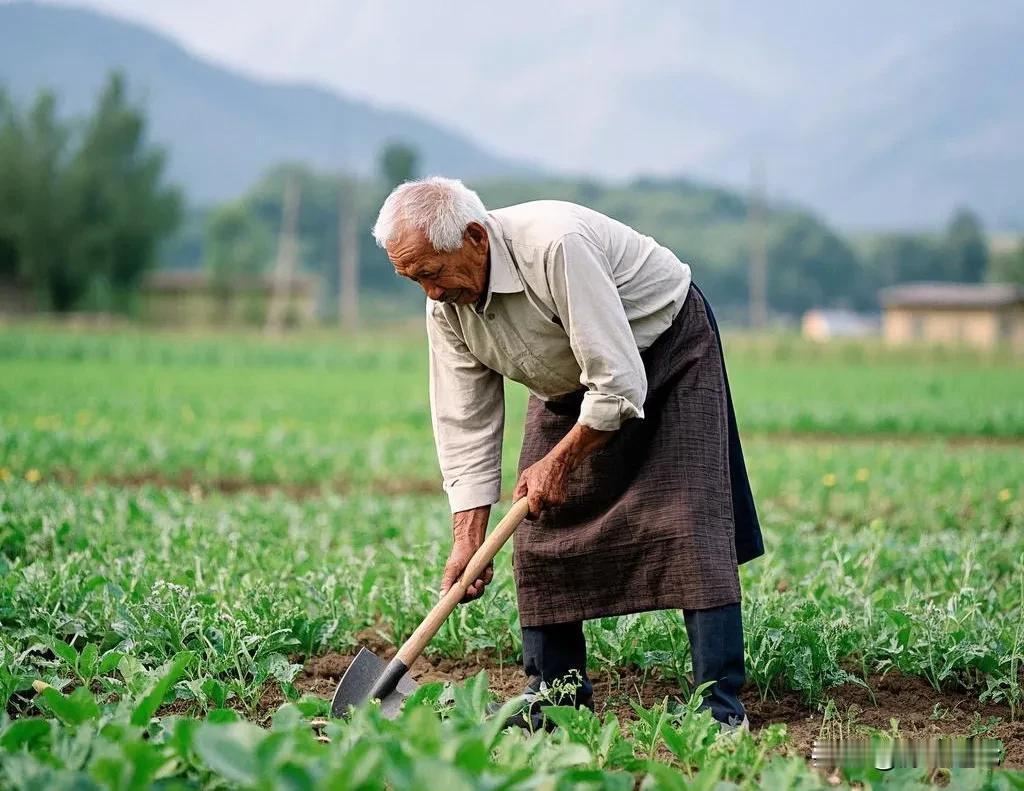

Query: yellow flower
[
  {"left": 998, "top": 488, "right": 1013, "bottom": 503},
  {"left": 0, "top": 468, "right": 10, "bottom": 483},
  {"left": 75, "top": 410, "right": 92, "bottom": 426},
  {"left": 855, "top": 468, "right": 870, "bottom": 483},
  {"left": 25, "top": 468, "right": 42, "bottom": 483},
  {"left": 822, "top": 473, "right": 837, "bottom": 488}
]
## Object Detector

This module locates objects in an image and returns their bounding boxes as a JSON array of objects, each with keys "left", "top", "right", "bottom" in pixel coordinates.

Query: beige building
[
  {"left": 880, "top": 282, "right": 1024, "bottom": 351},
  {"left": 140, "top": 270, "right": 318, "bottom": 328}
]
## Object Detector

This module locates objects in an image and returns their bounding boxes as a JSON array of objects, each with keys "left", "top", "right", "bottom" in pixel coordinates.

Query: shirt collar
[{"left": 475, "top": 214, "right": 523, "bottom": 314}]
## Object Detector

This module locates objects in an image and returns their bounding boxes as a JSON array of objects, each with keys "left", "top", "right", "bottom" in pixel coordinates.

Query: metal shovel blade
[{"left": 330, "top": 647, "right": 419, "bottom": 719}]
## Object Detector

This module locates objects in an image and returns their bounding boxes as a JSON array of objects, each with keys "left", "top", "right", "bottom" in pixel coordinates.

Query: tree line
[
  {"left": 183, "top": 169, "right": 1007, "bottom": 323},
  {"left": 1, "top": 74, "right": 1021, "bottom": 322},
  {"left": 0, "top": 73, "right": 181, "bottom": 312}
]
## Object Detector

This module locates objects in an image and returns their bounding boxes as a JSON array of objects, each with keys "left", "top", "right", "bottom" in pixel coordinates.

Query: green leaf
[
  {"left": 453, "top": 736, "right": 489, "bottom": 773},
  {"left": 36, "top": 687, "right": 100, "bottom": 726},
  {"left": 131, "top": 651, "right": 193, "bottom": 726},
  {"left": 403, "top": 680, "right": 446, "bottom": 710},
  {"left": 325, "top": 741, "right": 384, "bottom": 788},
  {"left": 103, "top": 740, "right": 167, "bottom": 789},
  {"left": 98, "top": 650, "right": 124, "bottom": 675},
  {"left": 118, "top": 654, "right": 146, "bottom": 691},
  {"left": 271, "top": 703, "right": 301, "bottom": 732},
  {"left": 80, "top": 575, "right": 109, "bottom": 596},
  {"left": 541, "top": 704, "right": 593, "bottom": 734},
  {"left": 168, "top": 717, "right": 200, "bottom": 761},
  {"left": 0, "top": 718, "right": 51, "bottom": 750},
  {"left": 201, "top": 678, "right": 226, "bottom": 708},
  {"left": 451, "top": 671, "right": 491, "bottom": 722},
  {"left": 276, "top": 763, "right": 316, "bottom": 791},
  {"left": 50, "top": 640, "right": 78, "bottom": 668},
  {"left": 294, "top": 695, "right": 329, "bottom": 718},
  {"left": 78, "top": 643, "right": 99, "bottom": 680},
  {"left": 639, "top": 763, "right": 689, "bottom": 790},
  {"left": 560, "top": 768, "right": 635, "bottom": 790},
  {"left": 193, "top": 721, "right": 266, "bottom": 785}
]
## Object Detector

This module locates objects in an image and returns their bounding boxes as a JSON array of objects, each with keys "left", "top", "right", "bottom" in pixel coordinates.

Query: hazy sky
[{"left": 31, "top": 1, "right": 1013, "bottom": 182}]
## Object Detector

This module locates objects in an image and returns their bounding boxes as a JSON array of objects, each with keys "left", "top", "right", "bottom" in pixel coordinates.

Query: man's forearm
[
  {"left": 453, "top": 504, "right": 491, "bottom": 544},
  {"left": 551, "top": 423, "right": 615, "bottom": 470}
]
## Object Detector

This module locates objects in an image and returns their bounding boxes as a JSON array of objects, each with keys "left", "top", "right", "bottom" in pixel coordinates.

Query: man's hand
[
  {"left": 514, "top": 423, "right": 615, "bottom": 519},
  {"left": 514, "top": 454, "right": 572, "bottom": 518},
  {"left": 440, "top": 505, "right": 493, "bottom": 602}
]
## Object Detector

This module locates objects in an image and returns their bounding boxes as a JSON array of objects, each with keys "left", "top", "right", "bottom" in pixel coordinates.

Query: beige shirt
[{"left": 428, "top": 200, "right": 692, "bottom": 512}]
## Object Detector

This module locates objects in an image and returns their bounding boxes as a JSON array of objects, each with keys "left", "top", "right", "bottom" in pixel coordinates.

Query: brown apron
[{"left": 513, "top": 283, "right": 761, "bottom": 627}]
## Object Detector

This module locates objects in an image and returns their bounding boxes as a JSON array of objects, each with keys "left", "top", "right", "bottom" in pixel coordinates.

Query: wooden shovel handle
[{"left": 394, "top": 498, "right": 530, "bottom": 666}]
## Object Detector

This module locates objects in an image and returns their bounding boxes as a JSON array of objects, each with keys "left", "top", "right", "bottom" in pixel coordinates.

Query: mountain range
[
  {"left": 0, "top": 2, "right": 535, "bottom": 205},
  {"left": 1, "top": 1, "right": 1020, "bottom": 229}
]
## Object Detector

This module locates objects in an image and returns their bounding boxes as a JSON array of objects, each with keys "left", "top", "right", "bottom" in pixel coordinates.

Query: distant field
[
  {"left": 1, "top": 328, "right": 1022, "bottom": 490},
  {"left": 1, "top": 326, "right": 1022, "bottom": 787}
]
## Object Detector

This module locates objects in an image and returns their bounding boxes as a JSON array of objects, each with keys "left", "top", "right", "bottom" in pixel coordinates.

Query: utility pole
[
  {"left": 338, "top": 179, "right": 360, "bottom": 330},
  {"left": 266, "top": 174, "right": 301, "bottom": 334},
  {"left": 747, "top": 160, "right": 768, "bottom": 330}
]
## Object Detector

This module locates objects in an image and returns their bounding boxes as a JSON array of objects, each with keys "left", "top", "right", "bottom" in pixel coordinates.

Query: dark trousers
[{"left": 521, "top": 603, "right": 746, "bottom": 724}]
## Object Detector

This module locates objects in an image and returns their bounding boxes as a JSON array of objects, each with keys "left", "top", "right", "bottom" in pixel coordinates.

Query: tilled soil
[
  {"left": 50, "top": 469, "right": 441, "bottom": 499},
  {"left": 279, "top": 644, "right": 1021, "bottom": 770}
]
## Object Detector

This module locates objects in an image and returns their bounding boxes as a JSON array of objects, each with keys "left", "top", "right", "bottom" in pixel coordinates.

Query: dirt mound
[{"left": 284, "top": 652, "right": 1022, "bottom": 768}]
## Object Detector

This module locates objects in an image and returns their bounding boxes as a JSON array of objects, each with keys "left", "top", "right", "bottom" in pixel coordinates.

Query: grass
[{"left": 1, "top": 325, "right": 1022, "bottom": 788}]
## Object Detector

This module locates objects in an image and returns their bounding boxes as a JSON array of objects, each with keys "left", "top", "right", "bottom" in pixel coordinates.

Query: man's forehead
[{"left": 387, "top": 228, "right": 433, "bottom": 271}]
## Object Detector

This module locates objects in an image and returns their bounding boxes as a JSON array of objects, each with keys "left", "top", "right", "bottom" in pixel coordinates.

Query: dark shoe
[{"left": 488, "top": 676, "right": 594, "bottom": 732}]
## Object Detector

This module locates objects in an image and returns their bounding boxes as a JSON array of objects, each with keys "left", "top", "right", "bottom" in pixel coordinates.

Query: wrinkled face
[{"left": 387, "top": 222, "right": 489, "bottom": 306}]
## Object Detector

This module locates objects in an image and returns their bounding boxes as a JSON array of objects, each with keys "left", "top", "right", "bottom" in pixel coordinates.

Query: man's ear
[{"left": 464, "top": 221, "right": 488, "bottom": 253}]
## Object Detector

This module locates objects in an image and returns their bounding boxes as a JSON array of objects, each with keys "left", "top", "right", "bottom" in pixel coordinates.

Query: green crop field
[{"left": 1, "top": 326, "right": 1022, "bottom": 789}]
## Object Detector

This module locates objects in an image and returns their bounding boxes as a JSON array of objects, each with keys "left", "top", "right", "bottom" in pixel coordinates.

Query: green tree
[
  {"left": 864, "top": 234, "right": 944, "bottom": 287},
  {"left": 242, "top": 164, "right": 393, "bottom": 300},
  {"left": 942, "top": 208, "right": 987, "bottom": 282},
  {"left": 378, "top": 142, "right": 419, "bottom": 190},
  {"left": 0, "top": 88, "right": 78, "bottom": 310},
  {"left": 764, "top": 214, "right": 862, "bottom": 315},
  {"left": 204, "top": 201, "right": 273, "bottom": 293},
  {"left": 0, "top": 73, "right": 181, "bottom": 312},
  {"left": 66, "top": 72, "right": 182, "bottom": 310},
  {"left": 0, "top": 90, "right": 19, "bottom": 281},
  {"left": 987, "top": 241, "right": 1024, "bottom": 285}
]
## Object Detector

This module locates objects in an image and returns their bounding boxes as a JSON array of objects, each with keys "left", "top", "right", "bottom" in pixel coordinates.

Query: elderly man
[{"left": 373, "top": 177, "right": 764, "bottom": 731}]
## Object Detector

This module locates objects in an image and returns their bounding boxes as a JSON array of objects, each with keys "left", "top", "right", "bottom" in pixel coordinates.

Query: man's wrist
[
  {"left": 453, "top": 505, "right": 489, "bottom": 544},
  {"left": 552, "top": 424, "right": 614, "bottom": 470}
]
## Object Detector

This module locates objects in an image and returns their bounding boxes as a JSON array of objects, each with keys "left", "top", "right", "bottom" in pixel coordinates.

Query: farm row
[
  {"left": 1, "top": 327, "right": 1022, "bottom": 787},
  {"left": 4, "top": 438, "right": 1021, "bottom": 711}
]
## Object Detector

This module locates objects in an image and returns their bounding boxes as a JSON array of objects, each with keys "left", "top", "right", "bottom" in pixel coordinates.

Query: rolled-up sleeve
[
  {"left": 547, "top": 233, "right": 647, "bottom": 431},
  {"left": 426, "top": 301, "right": 505, "bottom": 512}
]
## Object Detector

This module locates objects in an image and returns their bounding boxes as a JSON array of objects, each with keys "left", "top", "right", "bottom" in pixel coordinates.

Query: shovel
[{"left": 331, "top": 497, "right": 530, "bottom": 719}]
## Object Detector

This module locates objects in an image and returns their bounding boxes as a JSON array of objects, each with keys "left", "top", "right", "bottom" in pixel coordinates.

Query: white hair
[{"left": 372, "top": 176, "right": 488, "bottom": 252}]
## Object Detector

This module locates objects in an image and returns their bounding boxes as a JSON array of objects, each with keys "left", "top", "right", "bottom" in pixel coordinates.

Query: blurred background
[{"left": 0, "top": 0, "right": 1022, "bottom": 344}]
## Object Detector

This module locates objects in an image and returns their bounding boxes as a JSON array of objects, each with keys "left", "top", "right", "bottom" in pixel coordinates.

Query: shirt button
[{"left": 487, "top": 312, "right": 495, "bottom": 320}]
